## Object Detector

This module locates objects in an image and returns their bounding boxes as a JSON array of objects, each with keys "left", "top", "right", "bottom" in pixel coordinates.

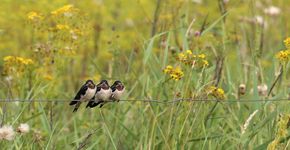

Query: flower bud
[
  {"left": 239, "top": 84, "right": 246, "bottom": 95},
  {"left": 257, "top": 84, "right": 268, "bottom": 96}
]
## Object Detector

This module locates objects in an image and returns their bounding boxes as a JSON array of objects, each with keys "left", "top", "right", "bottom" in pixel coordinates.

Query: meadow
[{"left": 0, "top": 0, "right": 289, "bottom": 149}]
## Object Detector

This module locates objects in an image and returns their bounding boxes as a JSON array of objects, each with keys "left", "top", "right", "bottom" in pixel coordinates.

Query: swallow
[
  {"left": 110, "top": 80, "right": 125, "bottom": 102},
  {"left": 69, "top": 80, "right": 96, "bottom": 112},
  {"left": 86, "top": 80, "right": 112, "bottom": 108}
]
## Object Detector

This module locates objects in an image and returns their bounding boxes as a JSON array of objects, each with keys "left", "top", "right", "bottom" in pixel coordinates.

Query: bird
[
  {"left": 69, "top": 80, "right": 96, "bottom": 112},
  {"left": 110, "top": 80, "right": 125, "bottom": 102},
  {"left": 86, "top": 80, "right": 112, "bottom": 108}
]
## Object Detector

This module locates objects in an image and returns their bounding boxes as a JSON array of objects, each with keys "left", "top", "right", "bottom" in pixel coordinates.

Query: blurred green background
[{"left": 0, "top": 0, "right": 289, "bottom": 149}]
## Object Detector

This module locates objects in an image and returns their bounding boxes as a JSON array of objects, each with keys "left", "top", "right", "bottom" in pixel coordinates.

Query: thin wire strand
[{"left": 0, "top": 98, "right": 288, "bottom": 104}]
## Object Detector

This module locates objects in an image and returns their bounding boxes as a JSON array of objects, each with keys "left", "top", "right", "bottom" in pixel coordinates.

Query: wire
[{"left": 0, "top": 98, "right": 288, "bottom": 104}]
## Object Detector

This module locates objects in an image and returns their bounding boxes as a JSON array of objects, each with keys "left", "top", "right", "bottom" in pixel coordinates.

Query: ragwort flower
[
  {"left": 207, "top": 86, "right": 226, "bottom": 100},
  {"left": 27, "top": 11, "right": 43, "bottom": 21},
  {"left": 51, "top": 4, "right": 78, "bottom": 16},
  {"left": 284, "top": 37, "right": 290, "bottom": 49},
  {"left": 163, "top": 65, "right": 184, "bottom": 81},
  {"left": 176, "top": 50, "right": 209, "bottom": 68},
  {"left": 275, "top": 50, "right": 289, "bottom": 63}
]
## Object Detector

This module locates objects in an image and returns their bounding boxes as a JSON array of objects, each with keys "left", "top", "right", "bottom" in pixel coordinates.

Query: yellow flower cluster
[
  {"left": 27, "top": 11, "right": 43, "bottom": 21},
  {"left": 276, "top": 37, "right": 290, "bottom": 63},
  {"left": 3, "top": 56, "right": 34, "bottom": 75},
  {"left": 163, "top": 65, "right": 184, "bottom": 81},
  {"left": 268, "top": 114, "right": 290, "bottom": 150},
  {"left": 207, "top": 86, "right": 226, "bottom": 100},
  {"left": 284, "top": 37, "right": 290, "bottom": 49},
  {"left": 56, "top": 24, "right": 70, "bottom": 30},
  {"left": 43, "top": 74, "right": 53, "bottom": 81},
  {"left": 70, "top": 28, "right": 82, "bottom": 35},
  {"left": 51, "top": 4, "right": 77, "bottom": 16},
  {"left": 4, "top": 56, "right": 33, "bottom": 65},
  {"left": 176, "top": 50, "right": 209, "bottom": 67},
  {"left": 275, "top": 50, "right": 289, "bottom": 62}
]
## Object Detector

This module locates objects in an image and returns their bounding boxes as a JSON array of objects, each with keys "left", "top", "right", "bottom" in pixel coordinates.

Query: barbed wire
[{"left": 0, "top": 98, "right": 289, "bottom": 104}]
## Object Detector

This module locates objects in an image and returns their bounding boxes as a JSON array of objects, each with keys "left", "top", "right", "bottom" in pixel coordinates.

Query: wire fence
[{"left": 0, "top": 98, "right": 289, "bottom": 104}]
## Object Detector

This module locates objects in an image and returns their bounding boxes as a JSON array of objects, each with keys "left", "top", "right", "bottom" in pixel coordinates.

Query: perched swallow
[
  {"left": 86, "top": 80, "right": 112, "bottom": 108},
  {"left": 110, "top": 80, "right": 125, "bottom": 102},
  {"left": 69, "top": 80, "right": 96, "bottom": 112}
]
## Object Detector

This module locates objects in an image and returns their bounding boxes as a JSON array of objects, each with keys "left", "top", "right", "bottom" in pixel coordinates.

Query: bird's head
[
  {"left": 85, "top": 80, "right": 95, "bottom": 89},
  {"left": 99, "top": 80, "right": 110, "bottom": 90},
  {"left": 113, "top": 80, "right": 124, "bottom": 91}
]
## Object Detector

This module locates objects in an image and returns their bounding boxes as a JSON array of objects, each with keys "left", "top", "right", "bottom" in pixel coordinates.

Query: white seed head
[
  {"left": 241, "top": 110, "right": 259, "bottom": 135},
  {"left": 223, "top": 0, "right": 229, "bottom": 4},
  {"left": 255, "top": 16, "right": 264, "bottom": 26},
  {"left": 17, "top": 123, "right": 30, "bottom": 134},
  {"left": 264, "top": 6, "right": 281, "bottom": 16},
  {"left": 257, "top": 84, "right": 268, "bottom": 96},
  {"left": 0, "top": 125, "right": 15, "bottom": 141}
]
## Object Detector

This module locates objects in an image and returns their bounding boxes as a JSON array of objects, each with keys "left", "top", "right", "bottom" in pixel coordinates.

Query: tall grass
[{"left": 0, "top": 0, "right": 289, "bottom": 149}]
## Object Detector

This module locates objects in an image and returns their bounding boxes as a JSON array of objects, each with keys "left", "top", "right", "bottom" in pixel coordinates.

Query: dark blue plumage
[
  {"left": 70, "top": 80, "right": 96, "bottom": 112},
  {"left": 86, "top": 80, "right": 111, "bottom": 108}
]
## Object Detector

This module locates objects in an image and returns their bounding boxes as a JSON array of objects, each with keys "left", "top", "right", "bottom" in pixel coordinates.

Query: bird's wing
[
  {"left": 110, "top": 85, "right": 117, "bottom": 92},
  {"left": 96, "top": 83, "right": 102, "bottom": 92},
  {"left": 86, "top": 94, "right": 96, "bottom": 108},
  {"left": 86, "top": 100, "right": 103, "bottom": 108},
  {"left": 69, "top": 85, "right": 88, "bottom": 105}
]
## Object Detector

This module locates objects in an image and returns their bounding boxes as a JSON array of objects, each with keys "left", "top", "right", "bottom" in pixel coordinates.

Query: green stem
[{"left": 204, "top": 101, "right": 219, "bottom": 127}]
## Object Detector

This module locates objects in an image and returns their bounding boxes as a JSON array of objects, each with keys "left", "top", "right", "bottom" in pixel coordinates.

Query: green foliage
[{"left": 0, "top": 0, "right": 289, "bottom": 149}]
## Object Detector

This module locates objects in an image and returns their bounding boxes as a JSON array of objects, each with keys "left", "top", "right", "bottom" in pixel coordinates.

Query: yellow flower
[
  {"left": 177, "top": 53, "right": 187, "bottom": 62},
  {"left": 22, "top": 59, "right": 33, "bottom": 65},
  {"left": 163, "top": 65, "right": 173, "bottom": 73},
  {"left": 2, "top": 56, "right": 34, "bottom": 76},
  {"left": 27, "top": 11, "right": 43, "bottom": 21},
  {"left": 43, "top": 74, "right": 53, "bottom": 81},
  {"left": 284, "top": 37, "right": 290, "bottom": 49},
  {"left": 276, "top": 50, "right": 289, "bottom": 62},
  {"left": 56, "top": 24, "right": 70, "bottom": 30},
  {"left": 3, "top": 56, "right": 34, "bottom": 65},
  {"left": 207, "top": 86, "right": 226, "bottom": 100},
  {"left": 163, "top": 65, "right": 184, "bottom": 81},
  {"left": 198, "top": 54, "right": 206, "bottom": 59},
  {"left": 176, "top": 51, "right": 209, "bottom": 68},
  {"left": 186, "top": 50, "right": 192, "bottom": 55},
  {"left": 267, "top": 139, "right": 279, "bottom": 150},
  {"left": 70, "top": 28, "right": 83, "bottom": 36},
  {"left": 3, "top": 56, "right": 13, "bottom": 61},
  {"left": 51, "top": 4, "right": 76, "bottom": 16},
  {"left": 268, "top": 114, "right": 290, "bottom": 150},
  {"left": 202, "top": 60, "right": 209, "bottom": 66}
]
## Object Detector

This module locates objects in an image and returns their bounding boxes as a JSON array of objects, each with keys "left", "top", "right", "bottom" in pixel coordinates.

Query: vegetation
[{"left": 0, "top": 0, "right": 289, "bottom": 149}]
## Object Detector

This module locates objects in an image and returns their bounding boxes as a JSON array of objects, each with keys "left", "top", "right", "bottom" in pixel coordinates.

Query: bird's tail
[
  {"left": 86, "top": 100, "right": 95, "bottom": 108},
  {"left": 73, "top": 102, "right": 81, "bottom": 112},
  {"left": 87, "top": 100, "right": 103, "bottom": 108},
  {"left": 69, "top": 99, "right": 78, "bottom": 105}
]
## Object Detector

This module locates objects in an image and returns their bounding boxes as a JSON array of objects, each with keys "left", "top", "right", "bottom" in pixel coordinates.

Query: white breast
[
  {"left": 82, "top": 87, "right": 96, "bottom": 101},
  {"left": 112, "top": 88, "right": 125, "bottom": 100},
  {"left": 96, "top": 88, "right": 112, "bottom": 101}
]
